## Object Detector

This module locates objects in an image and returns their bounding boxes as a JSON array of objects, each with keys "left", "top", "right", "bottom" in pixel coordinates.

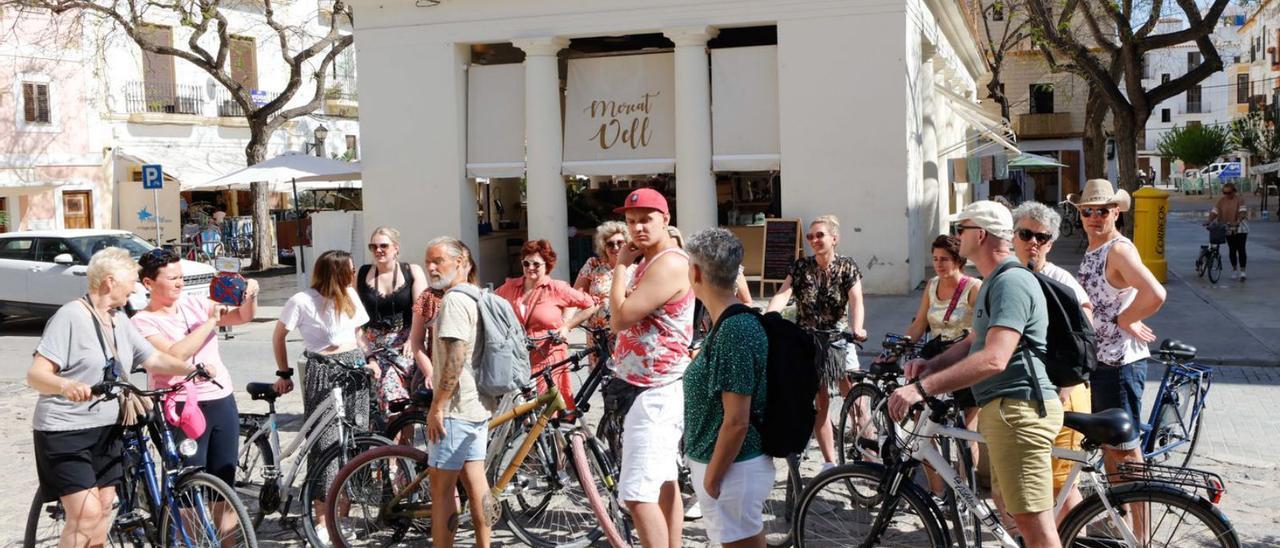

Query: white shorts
[
  {"left": 618, "top": 380, "right": 684, "bottom": 503},
  {"left": 687, "top": 455, "right": 776, "bottom": 544}
]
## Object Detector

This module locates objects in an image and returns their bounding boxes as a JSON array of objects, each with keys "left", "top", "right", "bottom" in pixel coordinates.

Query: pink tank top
[{"left": 612, "top": 247, "right": 695, "bottom": 387}]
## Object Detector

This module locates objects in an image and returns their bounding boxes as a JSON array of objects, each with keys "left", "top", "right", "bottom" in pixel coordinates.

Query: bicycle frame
[
  {"left": 1142, "top": 361, "right": 1212, "bottom": 460},
  {"left": 120, "top": 415, "right": 221, "bottom": 546},
  {"left": 240, "top": 386, "right": 346, "bottom": 493}
]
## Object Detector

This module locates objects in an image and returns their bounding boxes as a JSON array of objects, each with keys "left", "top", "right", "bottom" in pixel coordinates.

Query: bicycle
[
  {"left": 25, "top": 367, "right": 258, "bottom": 548},
  {"left": 235, "top": 376, "right": 391, "bottom": 547},
  {"left": 793, "top": 396, "right": 1239, "bottom": 547},
  {"left": 1057, "top": 199, "right": 1081, "bottom": 239},
  {"left": 1196, "top": 223, "right": 1227, "bottom": 283},
  {"left": 1143, "top": 339, "right": 1213, "bottom": 467},
  {"left": 325, "top": 327, "right": 631, "bottom": 547}
]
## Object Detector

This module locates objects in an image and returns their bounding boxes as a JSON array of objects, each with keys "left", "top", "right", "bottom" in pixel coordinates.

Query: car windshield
[{"left": 67, "top": 234, "right": 155, "bottom": 261}]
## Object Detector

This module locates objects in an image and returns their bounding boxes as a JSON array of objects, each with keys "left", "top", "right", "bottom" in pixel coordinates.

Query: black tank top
[{"left": 356, "top": 262, "right": 414, "bottom": 330}]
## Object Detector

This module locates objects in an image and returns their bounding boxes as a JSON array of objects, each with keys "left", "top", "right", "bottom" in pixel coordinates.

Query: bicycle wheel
[
  {"left": 328, "top": 444, "right": 432, "bottom": 547},
  {"left": 794, "top": 463, "right": 946, "bottom": 548},
  {"left": 569, "top": 432, "right": 631, "bottom": 548},
  {"left": 938, "top": 431, "right": 981, "bottom": 548},
  {"left": 235, "top": 429, "right": 276, "bottom": 526},
  {"left": 1195, "top": 251, "right": 1207, "bottom": 277},
  {"left": 1147, "top": 374, "right": 1207, "bottom": 467},
  {"left": 1060, "top": 213, "right": 1075, "bottom": 238},
  {"left": 25, "top": 491, "right": 68, "bottom": 548},
  {"left": 160, "top": 471, "right": 259, "bottom": 547},
  {"left": 763, "top": 454, "right": 803, "bottom": 547},
  {"left": 302, "top": 434, "right": 394, "bottom": 547},
  {"left": 496, "top": 424, "right": 603, "bottom": 548},
  {"left": 1207, "top": 251, "right": 1222, "bottom": 283},
  {"left": 1058, "top": 482, "right": 1239, "bottom": 548},
  {"left": 837, "top": 383, "right": 887, "bottom": 464},
  {"left": 383, "top": 411, "right": 428, "bottom": 452}
]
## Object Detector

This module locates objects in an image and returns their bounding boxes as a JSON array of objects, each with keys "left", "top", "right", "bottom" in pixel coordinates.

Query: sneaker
[
  {"left": 684, "top": 500, "right": 703, "bottom": 521},
  {"left": 1240, "top": 270, "right": 1248, "bottom": 281},
  {"left": 1231, "top": 270, "right": 1239, "bottom": 280}
]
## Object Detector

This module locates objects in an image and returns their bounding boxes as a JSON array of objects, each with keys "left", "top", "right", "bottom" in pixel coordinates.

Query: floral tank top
[
  {"left": 613, "top": 247, "right": 695, "bottom": 388},
  {"left": 1078, "top": 237, "right": 1150, "bottom": 366}
]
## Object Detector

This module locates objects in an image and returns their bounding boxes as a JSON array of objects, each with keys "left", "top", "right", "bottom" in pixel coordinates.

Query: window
[
  {"left": 1029, "top": 83, "right": 1054, "bottom": 114},
  {"left": 230, "top": 36, "right": 258, "bottom": 92},
  {"left": 1161, "top": 73, "right": 1170, "bottom": 84},
  {"left": 1238, "top": 73, "right": 1251, "bottom": 104},
  {"left": 0, "top": 238, "right": 35, "bottom": 260},
  {"left": 34, "top": 239, "right": 76, "bottom": 263},
  {"left": 1161, "top": 108, "right": 1171, "bottom": 123},
  {"left": 1187, "top": 85, "right": 1203, "bottom": 114},
  {"left": 345, "top": 135, "right": 359, "bottom": 159},
  {"left": 22, "top": 82, "right": 50, "bottom": 123},
  {"left": 1187, "top": 51, "right": 1202, "bottom": 70}
]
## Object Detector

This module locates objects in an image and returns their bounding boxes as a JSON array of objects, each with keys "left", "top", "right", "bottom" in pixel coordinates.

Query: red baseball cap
[{"left": 613, "top": 188, "right": 669, "bottom": 215}]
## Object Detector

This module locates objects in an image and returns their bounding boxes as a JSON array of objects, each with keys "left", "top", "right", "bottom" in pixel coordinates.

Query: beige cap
[{"left": 951, "top": 200, "right": 1014, "bottom": 240}]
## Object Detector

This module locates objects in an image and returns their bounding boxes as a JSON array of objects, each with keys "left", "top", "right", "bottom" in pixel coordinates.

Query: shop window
[
  {"left": 22, "top": 82, "right": 51, "bottom": 124},
  {"left": 1029, "top": 83, "right": 1054, "bottom": 114}
]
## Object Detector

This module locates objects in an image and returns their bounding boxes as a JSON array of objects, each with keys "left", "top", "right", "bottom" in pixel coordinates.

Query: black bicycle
[{"left": 1196, "top": 222, "right": 1228, "bottom": 283}]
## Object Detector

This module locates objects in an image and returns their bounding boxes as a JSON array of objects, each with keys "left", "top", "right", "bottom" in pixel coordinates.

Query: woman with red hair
[{"left": 496, "top": 239, "right": 595, "bottom": 410}]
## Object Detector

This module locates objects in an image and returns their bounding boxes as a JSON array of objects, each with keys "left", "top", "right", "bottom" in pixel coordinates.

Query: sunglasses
[
  {"left": 140, "top": 247, "right": 177, "bottom": 267},
  {"left": 522, "top": 260, "right": 545, "bottom": 269},
  {"left": 1079, "top": 207, "right": 1113, "bottom": 218},
  {"left": 952, "top": 224, "right": 982, "bottom": 235},
  {"left": 605, "top": 240, "right": 626, "bottom": 249},
  {"left": 1016, "top": 228, "right": 1053, "bottom": 244},
  {"left": 368, "top": 243, "right": 392, "bottom": 251},
  {"left": 805, "top": 232, "right": 828, "bottom": 241}
]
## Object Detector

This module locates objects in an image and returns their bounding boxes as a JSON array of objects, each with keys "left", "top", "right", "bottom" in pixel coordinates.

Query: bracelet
[
  {"left": 913, "top": 380, "right": 928, "bottom": 399},
  {"left": 276, "top": 368, "right": 294, "bottom": 379}
]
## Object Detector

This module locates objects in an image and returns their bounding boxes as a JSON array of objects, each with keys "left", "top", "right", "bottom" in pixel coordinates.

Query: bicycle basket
[{"left": 1207, "top": 223, "right": 1228, "bottom": 245}]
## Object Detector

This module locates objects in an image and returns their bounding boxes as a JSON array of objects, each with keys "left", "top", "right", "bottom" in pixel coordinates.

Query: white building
[
  {"left": 348, "top": 0, "right": 994, "bottom": 294},
  {"left": 1, "top": 2, "right": 360, "bottom": 242}
]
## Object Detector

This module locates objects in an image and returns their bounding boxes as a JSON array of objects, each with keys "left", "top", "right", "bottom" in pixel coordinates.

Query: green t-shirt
[
  {"left": 969, "top": 258, "right": 1057, "bottom": 405},
  {"left": 683, "top": 312, "right": 768, "bottom": 464}
]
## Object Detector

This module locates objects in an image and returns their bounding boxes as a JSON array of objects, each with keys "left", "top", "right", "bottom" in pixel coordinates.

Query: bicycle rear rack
[{"left": 1113, "top": 462, "right": 1226, "bottom": 503}]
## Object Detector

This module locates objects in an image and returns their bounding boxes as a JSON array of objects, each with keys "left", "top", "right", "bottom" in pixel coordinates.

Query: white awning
[
  {"left": 563, "top": 53, "right": 675, "bottom": 177},
  {"left": 712, "top": 46, "right": 781, "bottom": 172},
  {"left": 1252, "top": 161, "right": 1280, "bottom": 174},
  {"left": 935, "top": 85, "right": 1020, "bottom": 157},
  {"left": 467, "top": 64, "right": 526, "bottom": 178},
  {"left": 116, "top": 145, "right": 247, "bottom": 190}
]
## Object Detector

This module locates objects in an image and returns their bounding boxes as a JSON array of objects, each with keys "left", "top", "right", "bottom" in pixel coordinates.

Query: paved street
[{"left": 2, "top": 192, "right": 1279, "bottom": 545}]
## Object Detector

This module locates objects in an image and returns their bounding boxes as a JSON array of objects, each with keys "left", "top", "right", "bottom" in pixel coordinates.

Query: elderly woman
[
  {"left": 357, "top": 226, "right": 427, "bottom": 425},
  {"left": 497, "top": 239, "right": 594, "bottom": 411},
  {"left": 766, "top": 214, "right": 867, "bottom": 472},
  {"left": 573, "top": 221, "right": 633, "bottom": 331},
  {"left": 1011, "top": 201, "right": 1095, "bottom": 522},
  {"left": 27, "top": 248, "right": 216, "bottom": 547},
  {"left": 683, "top": 228, "right": 773, "bottom": 548}
]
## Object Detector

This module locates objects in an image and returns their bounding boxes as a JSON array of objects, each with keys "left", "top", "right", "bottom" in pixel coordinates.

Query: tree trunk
[
  {"left": 987, "top": 68, "right": 1011, "bottom": 121},
  {"left": 246, "top": 127, "right": 273, "bottom": 271},
  {"left": 1113, "top": 109, "right": 1145, "bottom": 194},
  {"left": 1083, "top": 88, "right": 1108, "bottom": 180}
]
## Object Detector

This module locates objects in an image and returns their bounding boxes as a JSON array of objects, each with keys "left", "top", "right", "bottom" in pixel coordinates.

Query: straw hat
[{"left": 1070, "top": 179, "right": 1131, "bottom": 212}]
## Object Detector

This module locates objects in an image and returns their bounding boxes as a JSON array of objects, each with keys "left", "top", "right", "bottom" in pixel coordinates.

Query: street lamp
[{"left": 307, "top": 124, "right": 329, "bottom": 157}]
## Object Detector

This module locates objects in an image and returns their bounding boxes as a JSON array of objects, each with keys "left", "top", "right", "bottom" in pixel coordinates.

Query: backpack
[
  {"left": 713, "top": 304, "right": 822, "bottom": 458},
  {"left": 447, "top": 284, "right": 531, "bottom": 398},
  {"left": 984, "top": 262, "right": 1098, "bottom": 414}
]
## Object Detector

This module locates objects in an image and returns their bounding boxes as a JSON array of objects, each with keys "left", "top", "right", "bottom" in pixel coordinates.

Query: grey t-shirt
[
  {"left": 969, "top": 258, "right": 1057, "bottom": 406},
  {"left": 431, "top": 286, "right": 492, "bottom": 422},
  {"left": 33, "top": 301, "right": 157, "bottom": 431}
]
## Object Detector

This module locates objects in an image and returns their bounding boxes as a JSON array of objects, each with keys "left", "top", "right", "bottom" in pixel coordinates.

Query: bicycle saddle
[
  {"left": 1063, "top": 408, "right": 1134, "bottom": 448},
  {"left": 246, "top": 382, "right": 280, "bottom": 402},
  {"left": 1158, "top": 339, "right": 1197, "bottom": 361}
]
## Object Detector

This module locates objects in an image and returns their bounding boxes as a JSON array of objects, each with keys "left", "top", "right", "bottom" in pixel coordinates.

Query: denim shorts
[
  {"left": 1090, "top": 359, "right": 1148, "bottom": 450},
  {"left": 427, "top": 417, "right": 488, "bottom": 471}
]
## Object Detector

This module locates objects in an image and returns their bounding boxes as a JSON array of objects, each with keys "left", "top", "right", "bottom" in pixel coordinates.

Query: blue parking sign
[{"left": 142, "top": 164, "right": 163, "bottom": 190}]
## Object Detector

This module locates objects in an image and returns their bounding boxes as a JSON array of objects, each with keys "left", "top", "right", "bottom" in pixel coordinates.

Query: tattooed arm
[{"left": 427, "top": 337, "right": 468, "bottom": 443}]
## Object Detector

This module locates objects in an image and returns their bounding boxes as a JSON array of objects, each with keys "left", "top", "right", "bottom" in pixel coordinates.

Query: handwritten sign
[
  {"left": 564, "top": 53, "right": 675, "bottom": 172},
  {"left": 761, "top": 218, "right": 801, "bottom": 283}
]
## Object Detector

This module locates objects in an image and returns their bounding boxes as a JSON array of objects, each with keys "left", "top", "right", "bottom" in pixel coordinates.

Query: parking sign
[{"left": 142, "top": 164, "right": 163, "bottom": 190}]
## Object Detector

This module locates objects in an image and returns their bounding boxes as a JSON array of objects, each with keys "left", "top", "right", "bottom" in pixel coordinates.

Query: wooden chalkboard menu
[{"left": 761, "top": 218, "right": 801, "bottom": 283}]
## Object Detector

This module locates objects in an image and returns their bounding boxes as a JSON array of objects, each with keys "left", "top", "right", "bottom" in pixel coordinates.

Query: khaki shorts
[
  {"left": 1052, "top": 385, "right": 1092, "bottom": 491},
  {"left": 979, "top": 397, "right": 1063, "bottom": 514}
]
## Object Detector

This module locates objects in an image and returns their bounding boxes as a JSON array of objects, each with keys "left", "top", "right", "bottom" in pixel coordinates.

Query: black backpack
[
  {"left": 985, "top": 262, "right": 1098, "bottom": 413},
  {"left": 712, "top": 304, "right": 821, "bottom": 458}
]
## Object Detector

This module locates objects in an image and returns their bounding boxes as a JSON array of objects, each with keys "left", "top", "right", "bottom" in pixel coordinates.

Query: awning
[
  {"left": 1007, "top": 152, "right": 1067, "bottom": 169},
  {"left": 935, "top": 85, "right": 1020, "bottom": 157},
  {"left": 467, "top": 64, "right": 526, "bottom": 178},
  {"left": 561, "top": 159, "right": 676, "bottom": 177},
  {"left": 712, "top": 46, "right": 781, "bottom": 172},
  {"left": 189, "top": 153, "right": 361, "bottom": 191},
  {"left": 563, "top": 53, "right": 676, "bottom": 177},
  {"left": 116, "top": 145, "right": 247, "bottom": 190},
  {"left": 1251, "top": 161, "right": 1280, "bottom": 174}
]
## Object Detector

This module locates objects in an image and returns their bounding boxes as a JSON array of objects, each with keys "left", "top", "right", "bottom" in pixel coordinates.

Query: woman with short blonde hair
[{"left": 573, "top": 221, "right": 636, "bottom": 331}]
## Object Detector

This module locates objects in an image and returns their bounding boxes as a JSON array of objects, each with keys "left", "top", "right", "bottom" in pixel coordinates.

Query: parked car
[{"left": 0, "top": 229, "right": 217, "bottom": 321}]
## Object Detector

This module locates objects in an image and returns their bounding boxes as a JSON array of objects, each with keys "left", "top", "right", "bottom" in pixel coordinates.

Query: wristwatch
[
  {"left": 276, "top": 368, "right": 295, "bottom": 379},
  {"left": 913, "top": 380, "right": 929, "bottom": 399}
]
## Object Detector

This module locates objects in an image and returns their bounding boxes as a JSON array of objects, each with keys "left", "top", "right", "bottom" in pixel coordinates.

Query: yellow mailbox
[{"left": 1132, "top": 187, "right": 1170, "bottom": 283}]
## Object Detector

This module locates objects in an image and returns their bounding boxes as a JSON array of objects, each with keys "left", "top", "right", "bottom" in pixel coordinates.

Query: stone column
[
  {"left": 664, "top": 27, "right": 718, "bottom": 234},
  {"left": 918, "top": 55, "right": 941, "bottom": 287},
  {"left": 513, "top": 37, "right": 570, "bottom": 280}
]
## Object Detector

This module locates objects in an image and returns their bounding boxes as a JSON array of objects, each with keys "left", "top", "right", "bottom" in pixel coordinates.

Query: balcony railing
[
  {"left": 124, "top": 81, "right": 203, "bottom": 115},
  {"left": 1013, "top": 112, "right": 1075, "bottom": 138},
  {"left": 1181, "top": 100, "right": 1211, "bottom": 114}
]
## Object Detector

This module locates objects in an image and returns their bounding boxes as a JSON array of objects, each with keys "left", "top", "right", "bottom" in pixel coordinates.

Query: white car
[{"left": 0, "top": 229, "right": 217, "bottom": 320}]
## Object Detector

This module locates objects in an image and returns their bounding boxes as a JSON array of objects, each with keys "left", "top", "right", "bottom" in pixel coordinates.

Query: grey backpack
[{"left": 447, "top": 284, "right": 531, "bottom": 397}]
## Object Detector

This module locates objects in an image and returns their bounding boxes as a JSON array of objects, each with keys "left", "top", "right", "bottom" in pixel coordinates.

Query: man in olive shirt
[{"left": 888, "top": 201, "right": 1063, "bottom": 548}]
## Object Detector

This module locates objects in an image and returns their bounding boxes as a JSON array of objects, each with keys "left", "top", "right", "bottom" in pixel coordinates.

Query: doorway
[
  {"left": 0, "top": 197, "right": 7, "bottom": 232},
  {"left": 62, "top": 191, "right": 92, "bottom": 229}
]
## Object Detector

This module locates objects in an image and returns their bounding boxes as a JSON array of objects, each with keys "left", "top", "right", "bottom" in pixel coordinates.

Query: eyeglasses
[
  {"left": 605, "top": 240, "right": 626, "bottom": 249},
  {"left": 1016, "top": 228, "right": 1053, "bottom": 244},
  {"left": 368, "top": 243, "right": 392, "bottom": 251},
  {"left": 805, "top": 232, "right": 827, "bottom": 241},
  {"left": 522, "top": 260, "right": 545, "bottom": 269},
  {"left": 1079, "top": 207, "right": 1113, "bottom": 218}
]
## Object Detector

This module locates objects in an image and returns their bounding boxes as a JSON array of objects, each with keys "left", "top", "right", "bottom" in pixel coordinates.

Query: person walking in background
[
  {"left": 272, "top": 249, "right": 378, "bottom": 537},
  {"left": 765, "top": 214, "right": 867, "bottom": 473},
  {"left": 423, "top": 237, "right": 493, "bottom": 548},
  {"left": 1074, "top": 180, "right": 1166, "bottom": 478},
  {"left": 1208, "top": 181, "right": 1249, "bottom": 280},
  {"left": 610, "top": 188, "right": 695, "bottom": 548},
  {"left": 496, "top": 239, "right": 594, "bottom": 411},
  {"left": 357, "top": 227, "right": 427, "bottom": 427},
  {"left": 1011, "top": 201, "right": 1095, "bottom": 522},
  {"left": 572, "top": 220, "right": 634, "bottom": 331},
  {"left": 683, "top": 228, "right": 773, "bottom": 548}
]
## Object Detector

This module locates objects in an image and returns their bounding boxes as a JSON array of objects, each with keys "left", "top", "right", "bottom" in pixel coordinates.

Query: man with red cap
[{"left": 609, "top": 187, "right": 695, "bottom": 548}]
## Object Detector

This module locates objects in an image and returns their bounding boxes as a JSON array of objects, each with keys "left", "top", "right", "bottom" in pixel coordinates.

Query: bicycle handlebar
[{"left": 90, "top": 365, "right": 218, "bottom": 406}]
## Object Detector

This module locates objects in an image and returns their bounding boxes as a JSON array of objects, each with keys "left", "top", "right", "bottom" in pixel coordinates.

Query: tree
[
  {"left": 1157, "top": 123, "right": 1229, "bottom": 168},
  {"left": 978, "top": 0, "right": 1032, "bottom": 121},
  {"left": 1229, "top": 111, "right": 1280, "bottom": 166},
  {"left": 1022, "top": 0, "right": 1231, "bottom": 191},
  {"left": 6, "top": 0, "right": 354, "bottom": 270}
]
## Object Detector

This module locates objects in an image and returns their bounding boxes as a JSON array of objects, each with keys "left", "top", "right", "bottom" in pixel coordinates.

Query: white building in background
[
  {"left": 347, "top": 0, "right": 996, "bottom": 294},
  {"left": 1, "top": 1, "right": 360, "bottom": 240},
  {"left": 1141, "top": 5, "right": 1247, "bottom": 182}
]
